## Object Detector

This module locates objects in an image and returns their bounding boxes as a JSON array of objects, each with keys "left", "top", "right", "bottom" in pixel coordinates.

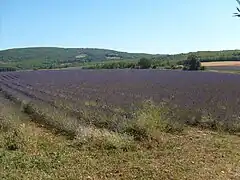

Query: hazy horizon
[{"left": 1, "top": 46, "right": 240, "bottom": 56}]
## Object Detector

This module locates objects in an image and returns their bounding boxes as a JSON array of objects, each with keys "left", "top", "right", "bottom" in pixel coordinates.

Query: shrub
[
  {"left": 152, "top": 65, "right": 157, "bottom": 69},
  {"left": 200, "top": 66, "right": 205, "bottom": 70},
  {"left": 183, "top": 54, "right": 201, "bottom": 71},
  {"left": 123, "top": 100, "right": 184, "bottom": 141},
  {"left": 123, "top": 123, "right": 149, "bottom": 141},
  {"left": 199, "top": 114, "right": 240, "bottom": 133},
  {"left": 138, "top": 58, "right": 152, "bottom": 69}
]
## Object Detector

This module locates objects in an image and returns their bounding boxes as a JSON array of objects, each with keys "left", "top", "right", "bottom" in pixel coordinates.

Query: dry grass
[
  {"left": 1, "top": 119, "right": 240, "bottom": 179},
  {"left": 202, "top": 61, "right": 240, "bottom": 67},
  {"left": 123, "top": 100, "right": 185, "bottom": 141},
  {"left": 1, "top": 93, "right": 240, "bottom": 179},
  {"left": 73, "top": 126, "right": 136, "bottom": 150}
]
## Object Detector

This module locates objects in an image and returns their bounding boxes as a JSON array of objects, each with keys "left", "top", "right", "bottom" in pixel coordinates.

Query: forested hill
[
  {"left": 0, "top": 47, "right": 156, "bottom": 69},
  {"left": 0, "top": 47, "right": 240, "bottom": 70},
  {"left": 160, "top": 50, "right": 240, "bottom": 63}
]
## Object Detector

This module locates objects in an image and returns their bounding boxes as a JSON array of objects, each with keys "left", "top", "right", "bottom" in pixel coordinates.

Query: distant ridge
[{"left": 0, "top": 47, "right": 240, "bottom": 69}]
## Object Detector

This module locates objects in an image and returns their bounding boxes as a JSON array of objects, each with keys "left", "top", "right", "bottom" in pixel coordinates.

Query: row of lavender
[{"left": 1, "top": 69, "right": 240, "bottom": 123}]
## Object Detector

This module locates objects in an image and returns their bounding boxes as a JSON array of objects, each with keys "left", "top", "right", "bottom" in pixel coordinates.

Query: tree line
[{"left": 84, "top": 54, "right": 205, "bottom": 71}]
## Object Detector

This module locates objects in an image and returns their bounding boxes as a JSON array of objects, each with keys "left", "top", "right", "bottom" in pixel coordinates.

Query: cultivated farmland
[
  {"left": 202, "top": 61, "right": 240, "bottom": 73},
  {"left": 1, "top": 69, "right": 240, "bottom": 125},
  {"left": 1, "top": 69, "right": 240, "bottom": 179}
]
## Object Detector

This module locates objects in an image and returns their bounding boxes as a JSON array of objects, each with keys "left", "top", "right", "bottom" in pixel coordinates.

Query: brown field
[{"left": 202, "top": 61, "right": 240, "bottom": 67}]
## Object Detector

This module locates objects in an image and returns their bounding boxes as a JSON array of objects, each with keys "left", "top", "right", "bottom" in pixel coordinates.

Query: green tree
[
  {"left": 138, "top": 58, "right": 152, "bottom": 69},
  {"left": 183, "top": 54, "right": 201, "bottom": 71}
]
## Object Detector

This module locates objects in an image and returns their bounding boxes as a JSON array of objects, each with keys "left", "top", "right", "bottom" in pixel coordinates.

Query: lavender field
[
  {"left": 1, "top": 69, "right": 240, "bottom": 128},
  {"left": 1, "top": 69, "right": 240, "bottom": 179}
]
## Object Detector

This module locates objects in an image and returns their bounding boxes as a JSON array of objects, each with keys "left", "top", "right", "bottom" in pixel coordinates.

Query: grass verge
[{"left": 0, "top": 94, "right": 240, "bottom": 179}]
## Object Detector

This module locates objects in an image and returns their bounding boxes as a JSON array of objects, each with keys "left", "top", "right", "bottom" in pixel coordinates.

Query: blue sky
[{"left": 1, "top": 0, "right": 240, "bottom": 54}]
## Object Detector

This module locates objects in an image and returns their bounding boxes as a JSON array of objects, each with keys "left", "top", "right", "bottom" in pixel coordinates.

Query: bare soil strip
[{"left": 202, "top": 61, "right": 240, "bottom": 67}]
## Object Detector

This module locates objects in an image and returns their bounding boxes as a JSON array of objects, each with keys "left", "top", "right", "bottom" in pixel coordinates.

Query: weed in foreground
[
  {"left": 73, "top": 126, "right": 136, "bottom": 151},
  {"left": 192, "top": 113, "right": 240, "bottom": 134},
  {"left": 123, "top": 100, "right": 185, "bottom": 141},
  {"left": 2, "top": 127, "right": 26, "bottom": 151},
  {"left": 0, "top": 116, "right": 12, "bottom": 132},
  {"left": 22, "top": 102, "right": 79, "bottom": 138}
]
